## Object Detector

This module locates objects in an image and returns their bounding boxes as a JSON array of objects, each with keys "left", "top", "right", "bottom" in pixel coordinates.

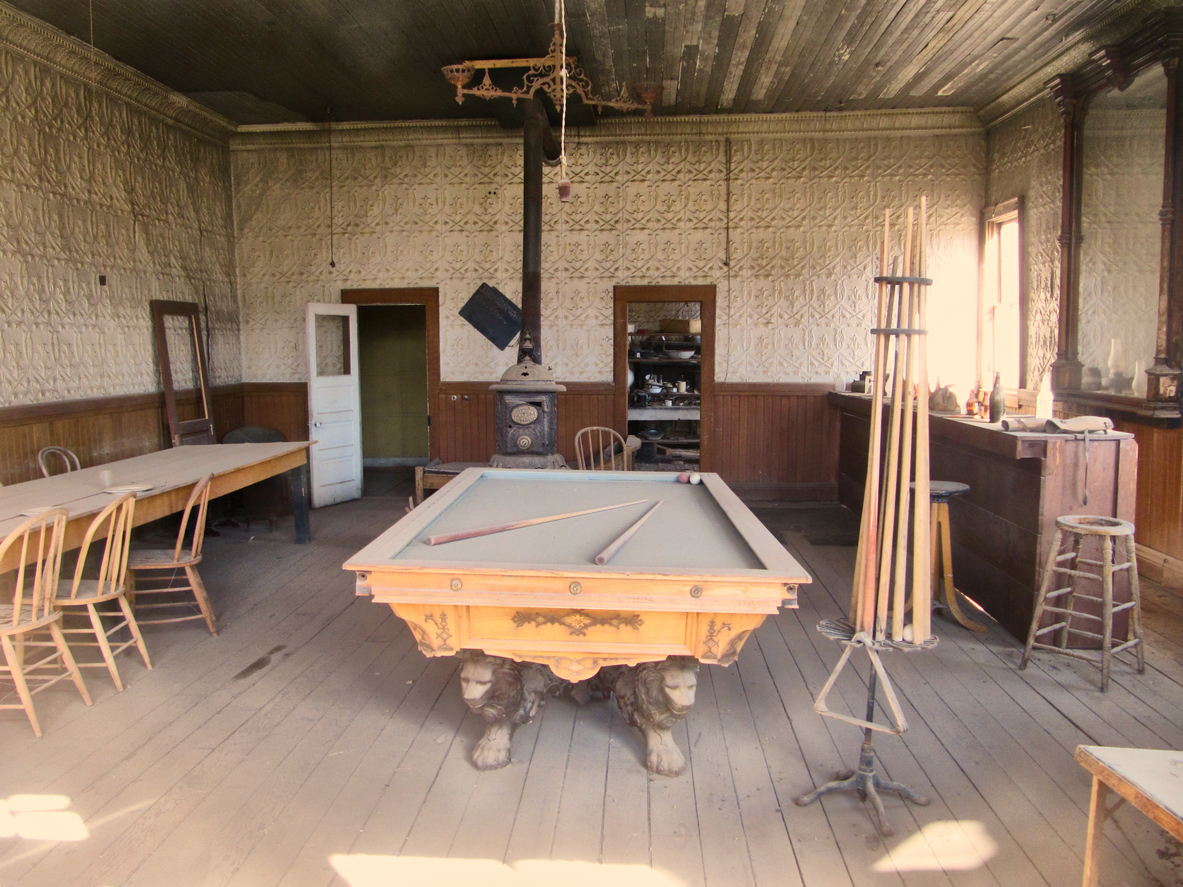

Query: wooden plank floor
[{"left": 2, "top": 483, "right": 1182, "bottom": 887}]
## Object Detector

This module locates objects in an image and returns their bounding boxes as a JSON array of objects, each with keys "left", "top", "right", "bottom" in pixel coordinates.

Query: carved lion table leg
[
  {"left": 459, "top": 651, "right": 549, "bottom": 771},
  {"left": 603, "top": 656, "right": 700, "bottom": 777}
]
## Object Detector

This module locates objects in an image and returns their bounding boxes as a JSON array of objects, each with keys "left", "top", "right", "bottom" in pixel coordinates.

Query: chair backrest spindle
[
  {"left": 61, "top": 494, "right": 136, "bottom": 602},
  {"left": 37, "top": 447, "right": 80, "bottom": 478},
  {"left": 174, "top": 475, "right": 214, "bottom": 561},
  {"left": 575, "top": 426, "right": 629, "bottom": 472},
  {"left": 0, "top": 510, "right": 68, "bottom": 626}
]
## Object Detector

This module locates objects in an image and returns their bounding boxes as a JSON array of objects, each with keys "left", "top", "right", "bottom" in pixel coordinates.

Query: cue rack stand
[{"left": 796, "top": 201, "right": 936, "bottom": 836}]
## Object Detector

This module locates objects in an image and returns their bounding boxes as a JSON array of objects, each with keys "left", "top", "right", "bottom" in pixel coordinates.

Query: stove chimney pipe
[{"left": 521, "top": 97, "right": 561, "bottom": 364}]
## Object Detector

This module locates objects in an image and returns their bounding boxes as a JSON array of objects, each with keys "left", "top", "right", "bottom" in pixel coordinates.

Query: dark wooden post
[{"left": 1049, "top": 75, "right": 1087, "bottom": 392}]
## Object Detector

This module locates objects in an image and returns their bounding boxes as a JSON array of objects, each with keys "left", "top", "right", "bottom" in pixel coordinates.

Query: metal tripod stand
[{"left": 794, "top": 668, "right": 929, "bottom": 836}]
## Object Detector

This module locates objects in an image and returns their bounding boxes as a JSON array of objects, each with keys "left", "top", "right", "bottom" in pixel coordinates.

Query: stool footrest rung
[
  {"left": 1044, "top": 587, "right": 1078, "bottom": 599},
  {"left": 1075, "top": 557, "right": 1133, "bottom": 572},
  {"left": 1051, "top": 567, "right": 1104, "bottom": 582},
  {"left": 1040, "top": 606, "right": 1102, "bottom": 622},
  {"left": 1028, "top": 641, "right": 1141, "bottom": 662},
  {"left": 1031, "top": 622, "right": 1099, "bottom": 641}
]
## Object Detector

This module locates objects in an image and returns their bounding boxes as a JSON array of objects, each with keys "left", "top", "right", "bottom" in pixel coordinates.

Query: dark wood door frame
[
  {"left": 151, "top": 299, "right": 216, "bottom": 446},
  {"left": 613, "top": 285, "right": 716, "bottom": 471},
  {"left": 341, "top": 288, "right": 441, "bottom": 461}
]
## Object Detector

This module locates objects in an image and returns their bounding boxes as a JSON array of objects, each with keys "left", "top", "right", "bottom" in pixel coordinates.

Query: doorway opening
[
  {"left": 614, "top": 285, "right": 716, "bottom": 471},
  {"left": 342, "top": 288, "right": 441, "bottom": 500},
  {"left": 357, "top": 304, "right": 428, "bottom": 467}
]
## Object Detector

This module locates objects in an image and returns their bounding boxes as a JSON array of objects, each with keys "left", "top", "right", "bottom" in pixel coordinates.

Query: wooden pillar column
[
  {"left": 1150, "top": 49, "right": 1183, "bottom": 403},
  {"left": 1049, "top": 75, "right": 1087, "bottom": 392}
]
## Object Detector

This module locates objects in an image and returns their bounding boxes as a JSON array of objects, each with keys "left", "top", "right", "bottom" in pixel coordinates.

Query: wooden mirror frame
[
  {"left": 1049, "top": 11, "right": 1183, "bottom": 416},
  {"left": 151, "top": 299, "right": 215, "bottom": 446}
]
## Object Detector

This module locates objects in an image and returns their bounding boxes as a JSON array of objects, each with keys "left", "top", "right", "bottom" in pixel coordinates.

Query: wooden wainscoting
[
  {"left": 711, "top": 383, "right": 840, "bottom": 499},
  {"left": 433, "top": 383, "right": 497, "bottom": 463},
  {"left": 432, "top": 382, "right": 616, "bottom": 465},
  {"left": 243, "top": 382, "right": 308, "bottom": 444},
  {"left": 0, "top": 385, "right": 245, "bottom": 486},
  {"left": 432, "top": 380, "right": 839, "bottom": 497}
]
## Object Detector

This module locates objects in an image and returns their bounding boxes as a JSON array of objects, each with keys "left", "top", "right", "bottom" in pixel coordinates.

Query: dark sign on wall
[{"left": 460, "top": 283, "right": 521, "bottom": 350}]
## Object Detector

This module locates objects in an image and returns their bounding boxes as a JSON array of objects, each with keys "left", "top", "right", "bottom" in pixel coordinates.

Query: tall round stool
[
  {"left": 1020, "top": 515, "right": 1145, "bottom": 691},
  {"left": 926, "top": 481, "right": 986, "bottom": 633}
]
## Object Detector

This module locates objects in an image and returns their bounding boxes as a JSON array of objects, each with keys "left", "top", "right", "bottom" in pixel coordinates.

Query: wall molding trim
[
  {"left": 0, "top": 0, "right": 235, "bottom": 142},
  {"left": 232, "top": 107, "right": 985, "bottom": 152},
  {"left": 0, "top": 384, "right": 243, "bottom": 429}
]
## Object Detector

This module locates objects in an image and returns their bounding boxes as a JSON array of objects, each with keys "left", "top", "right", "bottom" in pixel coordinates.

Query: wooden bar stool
[
  {"left": 922, "top": 481, "right": 986, "bottom": 633},
  {"left": 1020, "top": 515, "right": 1145, "bottom": 691}
]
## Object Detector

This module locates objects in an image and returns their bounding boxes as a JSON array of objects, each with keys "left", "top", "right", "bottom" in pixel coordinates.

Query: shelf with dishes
[
  {"left": 628, "top": 406, "right": 701, "bottom": 421},
  {"left": 623, "top": 318, "right": 706, "bottom": 471}
]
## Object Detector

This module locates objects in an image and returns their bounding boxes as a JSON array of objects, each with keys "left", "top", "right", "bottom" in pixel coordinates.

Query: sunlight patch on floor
[
  {"left": 331, "top": 854, "right": 688, "bottom": 886},
  {"left": 0, "top": 795, "right": 88, "bottom": 842},
  {"left": 871, "top": 820, "right": 997, "bottom": 872}
]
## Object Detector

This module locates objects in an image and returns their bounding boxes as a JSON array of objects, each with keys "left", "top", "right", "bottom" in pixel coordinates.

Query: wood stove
[{"left": 490, "top": 331, "right": 567, "bottom": 469}]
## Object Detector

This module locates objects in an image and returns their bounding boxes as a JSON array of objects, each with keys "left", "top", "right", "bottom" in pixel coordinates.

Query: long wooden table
[{"left": 0, "top": 442, "right": 311, "bottom": 572}]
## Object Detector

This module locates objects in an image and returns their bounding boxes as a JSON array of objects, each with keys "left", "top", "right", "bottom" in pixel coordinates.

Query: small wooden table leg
[
  {"left": 289, "top": 464, "right": 311, "bottom": 544},
  {"left": 1082, "top": 776, "right": 1108, "bottom": 887},
  {"left": 414, "top": 466, "right": 425, "bottom": 505}
]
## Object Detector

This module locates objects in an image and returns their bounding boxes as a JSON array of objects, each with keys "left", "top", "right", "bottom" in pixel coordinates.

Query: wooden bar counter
[{"left": 831, "top": 392, "right": 1137, "bottom": 641}]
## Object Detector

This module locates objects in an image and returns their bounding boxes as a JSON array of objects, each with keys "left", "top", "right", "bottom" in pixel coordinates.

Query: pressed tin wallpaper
[
  {"left": 985, "top": 98, "right": 1063, "bottom": 390},
  {"left": 0, "top": 5, "right": 239, "bottom": 408},
  {"left": 2, "top": 2, "right": 992, "bottom": 402},
  {"left": 1079, "top": 107, "right": 1165, "bottom": 379},
  {"left": 233, "top": 113, "right": 985, "bottom": 387}
]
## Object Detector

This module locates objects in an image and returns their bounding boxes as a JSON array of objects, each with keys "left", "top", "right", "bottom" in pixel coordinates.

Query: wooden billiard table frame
[{"left": 345, "top": 467, "right": 810, "bottom": 680}]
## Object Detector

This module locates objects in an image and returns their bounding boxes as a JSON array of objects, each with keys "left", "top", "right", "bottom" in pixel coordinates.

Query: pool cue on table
[
  {"left": 423, "top": 499, "right": 650, "bottom": 546},
  {"left": 595, "top": 500, "right": 663, "bottom": 565}
]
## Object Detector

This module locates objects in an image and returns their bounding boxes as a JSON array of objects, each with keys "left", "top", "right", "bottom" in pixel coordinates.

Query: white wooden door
[{"left": 306, "top": 303, "right": 362, "bottom": 507}]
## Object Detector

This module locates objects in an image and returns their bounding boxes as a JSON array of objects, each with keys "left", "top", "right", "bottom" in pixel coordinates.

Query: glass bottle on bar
[{"left": 988, "top": 372, "right": 1005, "bottom": 423}]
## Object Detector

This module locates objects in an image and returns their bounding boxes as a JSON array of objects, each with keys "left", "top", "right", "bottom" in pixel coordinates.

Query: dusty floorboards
[{"left": 1, "top": 476, "right": 1181, "bottom": 887}]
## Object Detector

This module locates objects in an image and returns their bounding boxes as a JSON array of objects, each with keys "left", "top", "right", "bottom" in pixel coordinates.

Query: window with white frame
[{"left": 981, "top": 199, "right": 1022, "bottom": 390}]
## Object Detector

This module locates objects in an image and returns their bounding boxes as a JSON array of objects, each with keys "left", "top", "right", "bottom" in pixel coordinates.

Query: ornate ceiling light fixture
[{"left": 442, "top": 23, "right": 661, "bottom": 119}]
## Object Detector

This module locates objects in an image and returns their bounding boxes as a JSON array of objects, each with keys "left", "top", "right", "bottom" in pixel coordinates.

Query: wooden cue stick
[
  {"left": 892, "top": 207, "right": 918, "bottom": 642},
  {"left": 424, "top": 499, "right": 650, "bottom": 546},
  {"left": 875, "top": 260, "right": 899, "bottom": 643},
  {"left": 854, "top": 209, "right": 892, "bottom": 633},
  {"left": 912, "top": 196, "right": 932, "bottom": 643},
  {"left": 595, "top": 500, "right": 662, "bottom": 565},
  {"left": 876, "top": 258, "right": 908, "bottom": 640}
]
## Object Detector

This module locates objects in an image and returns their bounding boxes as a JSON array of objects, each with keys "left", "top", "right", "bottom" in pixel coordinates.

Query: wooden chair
[
  {"left": 575, "top": 427, "right": 632, "bottom": 471},
  {"left": 0, "top": 509, "right": 92, "bottom": 737},
  {"left": 126, "top": 474, "right": 217, "bottom": 635},
  {"left": 38, "top": 446, "right": 80, "bottom": 477},
  {"left": 55, "top": 493, "right": 151, "bottom": 691}
]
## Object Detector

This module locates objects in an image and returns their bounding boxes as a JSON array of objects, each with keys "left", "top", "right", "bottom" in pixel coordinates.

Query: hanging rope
[
  {"left": 558, "top": 0, "right": 568, "bottom": 182},
  {"left": 327, "top": 118, "right": 336, "bottom": 268}
]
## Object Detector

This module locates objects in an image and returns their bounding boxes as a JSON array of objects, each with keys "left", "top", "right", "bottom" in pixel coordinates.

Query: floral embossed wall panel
[
  {"left": 0, "top": 12, "right": 238, "bottom": 408},
  {"left": 234, "top": 114, "right": 983, "bottom": 386},
  {"left": 986, "top": 98, "right": 1062, "bottom": 388},
  {"left": 1079, "top": 108, "right": 1164, "bottom": 378}
]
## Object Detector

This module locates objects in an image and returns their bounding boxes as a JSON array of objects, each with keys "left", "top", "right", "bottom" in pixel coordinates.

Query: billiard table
[{"left": 345, "top": 467, "right": 810, "bottom": 681}]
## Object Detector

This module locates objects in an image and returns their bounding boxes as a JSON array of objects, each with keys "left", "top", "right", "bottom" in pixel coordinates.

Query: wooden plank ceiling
[{"left": 9, "top": 0, "right": 1136, "bottom": 124}]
